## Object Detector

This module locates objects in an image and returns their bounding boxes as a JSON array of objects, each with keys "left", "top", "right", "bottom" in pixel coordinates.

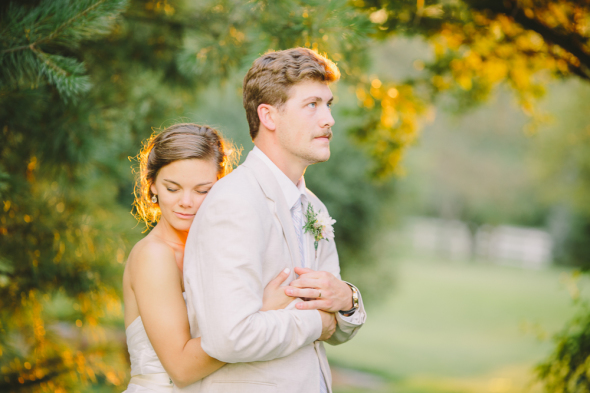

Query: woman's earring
[{"left": 151, "top": 195, "right": 158, "bottom": 204}]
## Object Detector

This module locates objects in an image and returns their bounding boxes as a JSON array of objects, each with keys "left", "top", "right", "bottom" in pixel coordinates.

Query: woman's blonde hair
[{"left": 132, "top": 123, "right": 240, "bottom": 229}]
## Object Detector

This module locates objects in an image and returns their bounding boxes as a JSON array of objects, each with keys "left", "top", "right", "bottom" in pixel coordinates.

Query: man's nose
[{"left": 321, "top": 106, "right": 335, "bottom": 128}]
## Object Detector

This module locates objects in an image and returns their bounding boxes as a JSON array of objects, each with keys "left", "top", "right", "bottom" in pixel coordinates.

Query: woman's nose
[{"left": 179, "top": 191, "right": 193, "bottom": 208}]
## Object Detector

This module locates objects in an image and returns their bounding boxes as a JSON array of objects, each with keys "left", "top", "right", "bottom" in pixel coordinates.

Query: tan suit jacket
[{"left": 178, "top": 152, "right": 366, "bottom": 393}]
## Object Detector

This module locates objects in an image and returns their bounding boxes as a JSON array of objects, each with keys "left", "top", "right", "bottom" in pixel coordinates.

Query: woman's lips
[{"left": 174, "top": 211, "right": 196, "bottom": 220}]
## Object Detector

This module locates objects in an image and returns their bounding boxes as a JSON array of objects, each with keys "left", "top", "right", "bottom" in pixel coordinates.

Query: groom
[{"left": 180, "top": 48, "right": 367, "bottom": 393}]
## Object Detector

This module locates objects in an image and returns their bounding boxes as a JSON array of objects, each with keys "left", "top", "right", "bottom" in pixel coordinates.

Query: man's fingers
[
  {"left": 268, "top": 268, "right": 291, "bottom": 288},
  {"left": 295, "top": 300, "right": 328, "bottom": 310},
  {"left": 285, "top": 287, "right": 322, "bottom": 298},
  {"left": 289, "top": 278, "right": 319, "bottom": 289}
]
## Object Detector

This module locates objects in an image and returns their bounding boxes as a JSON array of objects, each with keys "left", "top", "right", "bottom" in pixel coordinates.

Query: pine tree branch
[
  {"left": 0, "top": 0, "right": 107, "bottom": 55},
  {"left": 42, "top": 0, "right": 108, "bottom": 47},
  {"left": 1, "top": 43, "right": 34, "bottom": 55},
  {"left": 30, "top": 45, "right": 68, "bottom": 78}
]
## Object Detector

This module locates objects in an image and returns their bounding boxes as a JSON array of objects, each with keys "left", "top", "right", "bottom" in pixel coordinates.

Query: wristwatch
[{"left": 338, "top": 283, "right": 359, "bottom": 316}]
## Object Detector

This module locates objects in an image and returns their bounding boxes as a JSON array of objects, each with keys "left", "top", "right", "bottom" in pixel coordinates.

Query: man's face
[{"left": 274, "top": 80, "right": 335, "bottom": 166}]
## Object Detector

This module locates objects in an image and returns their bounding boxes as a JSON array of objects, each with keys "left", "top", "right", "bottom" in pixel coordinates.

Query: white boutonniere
[{"left": 303, "top": 203, "right": 336, "bottom": 257}]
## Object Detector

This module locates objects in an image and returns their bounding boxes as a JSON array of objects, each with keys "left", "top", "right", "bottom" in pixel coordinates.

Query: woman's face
[{"left": 150, "top": 158, "right": 218, "bottom": 232}]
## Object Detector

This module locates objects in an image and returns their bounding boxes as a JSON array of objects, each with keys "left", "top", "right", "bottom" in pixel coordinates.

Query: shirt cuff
[{"left": 337, "top": 308, "right": 364, "bottom": 324}]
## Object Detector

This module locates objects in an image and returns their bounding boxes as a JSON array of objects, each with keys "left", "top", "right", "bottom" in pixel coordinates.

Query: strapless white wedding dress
[{"left": 123, "top": 316, "right": 174, "bottom": 392}]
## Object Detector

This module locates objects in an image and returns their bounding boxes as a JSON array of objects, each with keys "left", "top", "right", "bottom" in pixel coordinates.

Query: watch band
[{"left": 339, "top": 283, "right": 359, "bottom": 316}]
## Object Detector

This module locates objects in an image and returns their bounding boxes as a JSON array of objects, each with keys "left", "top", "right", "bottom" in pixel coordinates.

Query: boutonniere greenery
[{"left": 303, "top": 203, "right": 336, "bottom": 256}]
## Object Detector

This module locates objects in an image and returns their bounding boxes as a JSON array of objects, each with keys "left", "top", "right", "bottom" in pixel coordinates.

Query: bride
[{"left": 122, "top": 123, "right": 294, "bottom": 392}]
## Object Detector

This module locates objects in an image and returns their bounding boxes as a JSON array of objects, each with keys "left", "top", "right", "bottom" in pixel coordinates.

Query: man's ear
[{"left": 257, "top": 103, "right": 277, "bottom": 131}]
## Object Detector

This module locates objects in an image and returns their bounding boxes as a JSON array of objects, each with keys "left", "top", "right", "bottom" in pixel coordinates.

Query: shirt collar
[{"left": 252, "top": 146, "right": 307, "bottom": 210}]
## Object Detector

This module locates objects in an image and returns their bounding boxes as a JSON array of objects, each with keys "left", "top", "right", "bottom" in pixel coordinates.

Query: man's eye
[
  {"left": 308, "top": 102, "right": 316, "bottom": 108},
  {"left": 327, "top": 102, "right": 332, "bottom": 109}
]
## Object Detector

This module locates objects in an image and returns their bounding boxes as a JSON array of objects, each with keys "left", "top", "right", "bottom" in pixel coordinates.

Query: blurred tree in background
[
  {"left": 0, "top": 0, "right": 386, "bottom": 391},
  {"left": 356, "top": 0, "right": 590, "bottom": 263},
  {"left": 1, "top": 1, "right": 134, "bottom": 391},
  {"left": 354, "top": 2, "right": 590, "bottom": 390},
  {"left": 2, "top": 0, "right": 590, "bottom": 391},
  {"left": 351, "top": 0, "right": 589, "bottom": 174}
]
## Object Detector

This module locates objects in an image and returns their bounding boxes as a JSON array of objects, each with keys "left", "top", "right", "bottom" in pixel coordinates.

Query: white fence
[{"left": 407, "top": 217, "right": 553, "bottom": 269}]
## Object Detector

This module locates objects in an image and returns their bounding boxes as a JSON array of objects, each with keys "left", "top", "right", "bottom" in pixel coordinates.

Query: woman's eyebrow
[
  {"left": 163, "top": 179, "right": 181, "bottom": 186},
  {"left": 163, "top": 179, "right": 213, "bottom": 187}
]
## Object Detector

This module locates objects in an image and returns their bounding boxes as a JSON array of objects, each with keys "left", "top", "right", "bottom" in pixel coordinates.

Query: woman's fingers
[{"left": 267, "top": 268, "right": 291, "bottom": 289}]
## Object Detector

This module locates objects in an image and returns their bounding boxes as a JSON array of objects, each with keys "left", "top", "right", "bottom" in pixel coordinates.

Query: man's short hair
[{"left": 243, "top": 48, "right": 340, "bottom": 140}]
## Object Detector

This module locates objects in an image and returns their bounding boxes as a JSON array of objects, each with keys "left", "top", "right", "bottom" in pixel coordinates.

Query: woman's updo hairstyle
[{"left": 132, "top": 123, "right": 239, "bottom": 228}]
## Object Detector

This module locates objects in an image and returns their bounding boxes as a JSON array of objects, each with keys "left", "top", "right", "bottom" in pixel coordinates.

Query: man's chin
[{"left": 310, "top": 150, "right": 331, "bottom": 164}]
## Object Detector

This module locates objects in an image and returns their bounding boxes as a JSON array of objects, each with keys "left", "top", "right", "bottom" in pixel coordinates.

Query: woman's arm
[
  {"left": 130, "top": 242, "right": 296, "bottom": 388},
  {"left": 131, "top": 241, "right": 223, "bottom": 388}
]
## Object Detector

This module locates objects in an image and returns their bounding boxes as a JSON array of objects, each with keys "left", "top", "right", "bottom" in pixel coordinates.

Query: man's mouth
[{"left": 315, "top": 133, "right": 332, "bottom": 140}]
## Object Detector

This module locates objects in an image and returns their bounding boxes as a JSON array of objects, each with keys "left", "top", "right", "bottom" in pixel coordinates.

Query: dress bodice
[
  {"left": 124, "top": 293, "right": 186, "bottom": 392},
  {"left": 126, "top": 316, "right": 167, "bottom": 377}
]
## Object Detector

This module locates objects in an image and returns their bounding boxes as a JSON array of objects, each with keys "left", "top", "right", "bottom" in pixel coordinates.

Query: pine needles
[{"left": 0, "top": 0, "right": 128, "bottom": 100}]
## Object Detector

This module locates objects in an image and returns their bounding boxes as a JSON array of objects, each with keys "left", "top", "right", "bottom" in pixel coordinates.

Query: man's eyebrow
[
  {"left": 303, "top": 96, "right": 334, "bottom": 103},
  {"left": 162, "top": 179, "right": 213, "bottom": 187}
]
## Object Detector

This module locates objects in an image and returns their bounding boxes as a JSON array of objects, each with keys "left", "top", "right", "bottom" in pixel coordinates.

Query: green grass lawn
[{"left": 328, "top": 253, "right": 586, "bottom": 393}]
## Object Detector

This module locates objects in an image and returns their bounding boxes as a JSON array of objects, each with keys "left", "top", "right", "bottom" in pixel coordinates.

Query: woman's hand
[{"left": 261, "top": 268, "right": 296, "bottom": 311}]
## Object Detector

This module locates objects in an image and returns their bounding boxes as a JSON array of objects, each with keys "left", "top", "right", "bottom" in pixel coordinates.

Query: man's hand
[
  {"left": 285, "top": 267, "right": 353, "bottom": 313},
  {"left": 318, "top": 310, "right": 337, "bottom": 341}
]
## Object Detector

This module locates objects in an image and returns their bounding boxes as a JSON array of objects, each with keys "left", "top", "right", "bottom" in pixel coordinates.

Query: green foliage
[
  {"left": 0, "top": 0, "right": 129, "bottom": 100},
  {"left": 0, "top": 0, "right": 388, "bottom": 391},
  {"left": 536, "top": 299, "right": 590, "bottom": 392}
]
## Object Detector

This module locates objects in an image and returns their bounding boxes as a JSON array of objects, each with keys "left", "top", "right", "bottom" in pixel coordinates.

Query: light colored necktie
[
  {"left": 291, "top": 195, "right": 329, "bottom": 393},
  {"left": 290, "top": 195, "right": 307, "bottom": 268}
]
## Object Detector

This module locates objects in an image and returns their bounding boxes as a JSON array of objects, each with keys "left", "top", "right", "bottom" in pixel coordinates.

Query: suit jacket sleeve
[
  {"left": 314, "top": 201, "right": 367, "bottom": 346},
  {"left": 184, "top": 185, "right": 322, "bottom": 363}
]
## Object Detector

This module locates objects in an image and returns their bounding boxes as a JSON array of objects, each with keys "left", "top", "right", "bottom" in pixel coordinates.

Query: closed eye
[
  {"left": 167, "top": 188, "right": 178, "bottom": 192},
  {"left": 196, "top": 187, "right": 212, "bottom": 194}
]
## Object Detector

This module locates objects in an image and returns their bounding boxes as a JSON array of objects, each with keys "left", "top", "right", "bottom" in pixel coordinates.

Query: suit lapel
[{"left": 242, "top": 152, "right": 303, "bottom": 269}]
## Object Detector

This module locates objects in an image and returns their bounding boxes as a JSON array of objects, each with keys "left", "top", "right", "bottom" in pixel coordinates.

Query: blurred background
[{"left": 2, "top": 1, "right": 590, "bottom": 392}]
